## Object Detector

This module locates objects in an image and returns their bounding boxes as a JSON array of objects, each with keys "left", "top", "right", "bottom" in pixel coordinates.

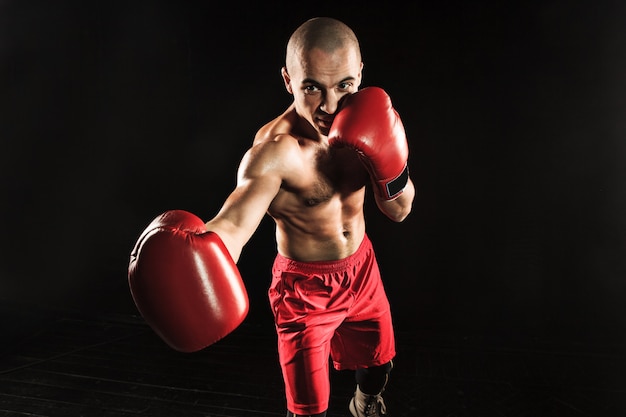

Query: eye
[
  {"left": 303, "top": 85, "right": 321, "bottom": 95},
  {"left": 338, "top": 82, "right": 353, "bottom": 91}
]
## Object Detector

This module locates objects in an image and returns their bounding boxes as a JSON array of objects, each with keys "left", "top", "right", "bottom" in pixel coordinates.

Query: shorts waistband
[{"left": 274, "top": 234, "right": 372, "bottom": 274}]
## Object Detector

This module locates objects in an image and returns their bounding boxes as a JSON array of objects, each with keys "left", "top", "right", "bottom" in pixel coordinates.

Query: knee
[{"left": 355, "top": 360, "right": 393, "bottom": 395}]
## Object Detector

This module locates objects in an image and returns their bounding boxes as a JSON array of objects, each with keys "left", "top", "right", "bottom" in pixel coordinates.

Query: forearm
[
  {"left": 205, "top": 202, "right": 268, "bottom": 263},
  {"left": 204, "top": 217, "right": 249, "bottom": 264},
  {"left": 375, "top": 177, "right": 415, "bottom": 222},
  {"left": 205, "top": 180, "right": 278, "bottom": 263}
]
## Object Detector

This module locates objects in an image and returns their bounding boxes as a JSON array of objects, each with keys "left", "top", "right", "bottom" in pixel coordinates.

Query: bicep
[
  {"left": 205, "top": 141, "right": 291, "bottom": 260},
  {"left": 206, "top": 172, "right": 280, "bottom": 258},
  {"left": 219, "top": 175, "right": 280, "bottom": 233}
]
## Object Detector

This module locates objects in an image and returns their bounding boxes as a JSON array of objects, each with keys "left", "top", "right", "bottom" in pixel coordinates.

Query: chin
[{"left": 315, "top": 121, "right": 331, "bottom": 136}]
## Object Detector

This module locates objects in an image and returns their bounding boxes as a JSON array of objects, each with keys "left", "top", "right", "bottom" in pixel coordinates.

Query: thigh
[
  {"left": 330, "top": 306, "right": 396, "bottom": 370},
  {"left": 277, "top": 323, "right": 334, "bottom": 415},
  {"left": 270, "top": 271, "right": 350, "bottom": 415}
]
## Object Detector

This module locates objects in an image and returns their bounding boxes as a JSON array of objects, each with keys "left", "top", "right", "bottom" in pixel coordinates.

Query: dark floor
[{"left": 1, "top": 302, "right": 625, "bottom": 417}]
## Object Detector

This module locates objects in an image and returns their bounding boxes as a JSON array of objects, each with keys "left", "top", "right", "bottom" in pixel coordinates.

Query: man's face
[{"left": 283, "top": 46, "right": 362, "bottom": 137}]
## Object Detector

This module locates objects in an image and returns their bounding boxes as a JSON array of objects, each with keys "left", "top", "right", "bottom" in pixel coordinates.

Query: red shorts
[{"left": 268, "top": 234, "right": 395, "bottom": 415}]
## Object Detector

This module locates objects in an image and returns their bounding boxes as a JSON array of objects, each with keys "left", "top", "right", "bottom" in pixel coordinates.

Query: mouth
[{"left": 316, "top": 116, "right": 333, "bottom": 131}]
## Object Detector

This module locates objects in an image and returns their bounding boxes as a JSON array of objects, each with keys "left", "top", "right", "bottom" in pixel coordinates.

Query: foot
[{"left": 348, "top": 386, "right": 387, "bottom": 417}]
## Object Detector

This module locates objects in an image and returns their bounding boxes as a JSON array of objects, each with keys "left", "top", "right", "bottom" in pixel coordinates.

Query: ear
[
  {"left": 281, "top": 67, "right": 293, "bottom": 94},
  {"left": 356, "top": 61, "right": 364, "bottom": 89}
]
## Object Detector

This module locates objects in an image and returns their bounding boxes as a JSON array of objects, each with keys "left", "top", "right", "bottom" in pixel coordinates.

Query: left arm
[{"left": 329, "top": 87, "right": 415, "bottom": 222}]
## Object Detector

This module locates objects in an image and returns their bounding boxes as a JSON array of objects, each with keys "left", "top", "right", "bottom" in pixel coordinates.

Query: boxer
[{"left": 129, "top": 17, "right": 415, "bottom": 417}]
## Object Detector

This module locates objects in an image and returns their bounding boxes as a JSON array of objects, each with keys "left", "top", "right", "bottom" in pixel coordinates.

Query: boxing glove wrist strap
[{"left": 381, "top": 164, "right": 409, "bottom": 200}]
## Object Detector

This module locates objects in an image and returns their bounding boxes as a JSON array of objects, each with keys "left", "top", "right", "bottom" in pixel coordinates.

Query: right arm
[
  {"left": 204, "top": 138, "right": 294, "bottom": 262},
  {"left": 128, "top": 136, "right": 299, "bottom": 352}
]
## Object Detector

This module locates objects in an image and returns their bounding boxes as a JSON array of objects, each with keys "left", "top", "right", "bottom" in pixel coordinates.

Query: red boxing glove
[
  {"left": 128, "top": 210, "right": 249, "bottom": 353},
  {"left": 329, "top": 87, "right": 409, "bottom": 200}
]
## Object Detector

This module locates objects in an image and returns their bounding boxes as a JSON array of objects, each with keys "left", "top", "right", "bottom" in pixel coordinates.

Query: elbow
[
  {"left": 379, "top": 181, "right": 415, "bottom": 222},
  {"left": 377, "top": 196, "right": 413, "bottom": 222},
  {"left": 386, "top": 205, "right": 412, "bottom": 222}
]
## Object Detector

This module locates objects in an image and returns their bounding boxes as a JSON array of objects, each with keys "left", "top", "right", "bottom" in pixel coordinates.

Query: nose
[{"left": 320, "top": 90, "right": 341, "bottom": 115}]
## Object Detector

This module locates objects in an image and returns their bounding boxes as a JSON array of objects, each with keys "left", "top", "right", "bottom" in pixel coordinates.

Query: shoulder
[
  {"left": 247, "top": 133, "right": 301, "bottom": 163},
  {"left": 240, "top": 133, "right": 304, "bottom": 182},
  {"left": 253, "top": 105, "right": 299, "bottom": 145},
  {"left": 243, "top": 106, "right": 305, "bottom": 171}
]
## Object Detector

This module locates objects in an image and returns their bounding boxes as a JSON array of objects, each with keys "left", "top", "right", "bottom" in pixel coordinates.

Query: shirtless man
[{"left": 129, "top": 16, "right": 414, "bottom": 417}]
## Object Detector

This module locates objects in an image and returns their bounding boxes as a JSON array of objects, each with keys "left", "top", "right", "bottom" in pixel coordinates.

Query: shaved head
[{"left": 286, "top": 17, "right": 361, "bottom": 73}]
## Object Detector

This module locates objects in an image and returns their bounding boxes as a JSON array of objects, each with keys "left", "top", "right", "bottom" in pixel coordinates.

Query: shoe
[{"left": 349, "top": 386, "right": 387, "bottom": 417}]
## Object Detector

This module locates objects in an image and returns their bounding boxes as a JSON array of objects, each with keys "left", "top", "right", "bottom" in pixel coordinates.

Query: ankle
[{"left": 350, "top": 385, "right": 387, "bottom": 416}]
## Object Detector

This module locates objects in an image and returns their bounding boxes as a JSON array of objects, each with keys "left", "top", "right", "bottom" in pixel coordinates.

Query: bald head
[{"left": 286, "top": 17, "right": 361, "bottom": 73}]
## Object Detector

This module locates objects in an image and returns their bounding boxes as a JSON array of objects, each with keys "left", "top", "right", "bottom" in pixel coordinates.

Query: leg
[
  {"left": 327, "top": 239, "right": 395, "bottom": 416},
  {"left": 348, "top": 361, "right": 393, "bottom": 417},
  {"left": 347, "top": 361, "right": 393, "bottom": 416},
  {"left": 269, "top": 262, "right": 349, "bottom": 415},
  {"left": 277, "top": 337, "right": 332, "bottom": 415},
  {"left": 355, "top": 360, "right": 393, "bottom": 395}
]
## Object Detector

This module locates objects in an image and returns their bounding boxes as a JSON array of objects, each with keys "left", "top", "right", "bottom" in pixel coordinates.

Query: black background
[{"left": 1, "top": 0, "right": 625, "bottom": 344}]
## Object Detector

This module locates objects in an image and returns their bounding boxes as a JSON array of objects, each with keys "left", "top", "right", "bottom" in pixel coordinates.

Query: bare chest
[{"left": 271, "top": 147, "right": 367, "bottom": 211}]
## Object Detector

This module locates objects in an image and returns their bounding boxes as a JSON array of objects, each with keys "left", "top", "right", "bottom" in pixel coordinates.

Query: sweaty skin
[{"left": 205, "top": 37, "right": 414, "bottom": 264}]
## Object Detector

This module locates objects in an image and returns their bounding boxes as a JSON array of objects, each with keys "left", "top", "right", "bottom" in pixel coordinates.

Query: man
[
  {"left": 130, "top": 16, "right": 414, "bottom": 417},
  {"left": 206, "top": 17, "right": 414, "bottom": 417}
]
